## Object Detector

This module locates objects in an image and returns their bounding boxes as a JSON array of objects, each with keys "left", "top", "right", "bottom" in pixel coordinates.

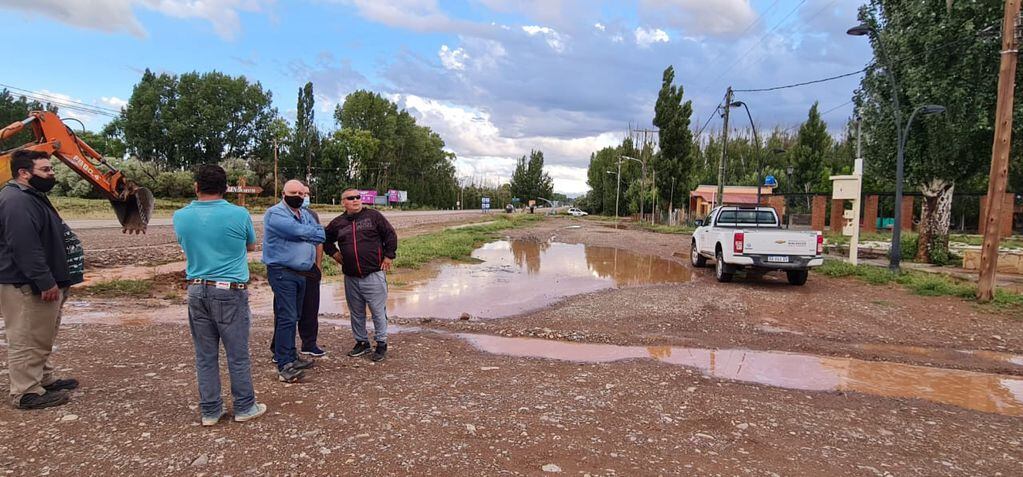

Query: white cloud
[
  {"left": 438, "top": 45, "right": 469, "bottom": 71},
  {"left": 611, "top": 33, "right": 624, "bottom": 43},
  {"left": 638, "top": 0, "right": 756, "bottom": 37},
  {"left": 0, "top": 0, "right": 274, "bottom": 40},
  {"left": 594, "top": 22, "right": 606, "bottom": 31},
  {"left": 395, "top": 93, "right": 617, "bottom": 195},
  {"left": 522, "top": 25, "right": 566, "bottom": 53},
  {"left": 634, "top": 27, "right": 669, "bottom": 48},
  {"left": 99, "top": 96, "right": 128, "bottom": 109}
]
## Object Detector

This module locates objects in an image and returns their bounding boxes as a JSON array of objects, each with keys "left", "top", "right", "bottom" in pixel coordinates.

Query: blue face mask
[{"left": 302, "top": 196, "right": 311, "bottom": 208}]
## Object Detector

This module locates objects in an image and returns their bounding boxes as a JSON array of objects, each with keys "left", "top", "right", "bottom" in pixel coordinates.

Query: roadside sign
[
  {"left": 482, "top": 197, "right": 491, "bottom": 210},
  {"left": 226, "top": 186, "right": 263, "bottom": 194},
  {"left": 359, "top": 190, "right": 377, "bottom": 203}
]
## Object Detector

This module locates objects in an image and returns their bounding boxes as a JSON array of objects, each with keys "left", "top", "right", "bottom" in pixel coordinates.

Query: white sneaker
[
  {"left": 201, "top": 410, "right": 226, "bottom": 427},
  {"left": 234, "top": 403, "right": 267, "bottom": 422}
]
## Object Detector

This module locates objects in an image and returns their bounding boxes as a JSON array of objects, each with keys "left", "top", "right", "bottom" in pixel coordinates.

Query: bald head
[{"left": 283, "top": 180, "right": 305, "bottom": 195}]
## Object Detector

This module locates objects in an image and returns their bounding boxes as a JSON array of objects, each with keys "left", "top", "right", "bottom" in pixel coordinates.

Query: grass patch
[
  {"left": 818, "top": 260, "right": 1023, "bottom": 314},
  {"left": 248, "top": 261, "right": 267, "bottom": 278},
  {"left": 312, "top": 214, "right": 543, "bottom": 276},
  {"left": 83, "top": 279, "right": 153, "bottom": 297},
  {"left": 394, "top": 214, "right": 542, "bottom": 270},
  {"left": 51, "top": 196, "right": 191, "bottom": 219},
  {"left": 634, "top": 222, "right": 696, "bottom": 235}
]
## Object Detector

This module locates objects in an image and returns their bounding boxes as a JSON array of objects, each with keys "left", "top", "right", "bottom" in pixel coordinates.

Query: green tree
[
  {"left": 0, "top": 89, "right": 59, "bottom": 151},
  {"left": 855, "top": 0, "right": 1015, "bottom": 262},
  {"left": 290, "top": 82, "right": 319, "bottom": 184},
  {"left": 510, "top": 150, "right": 553, "bottom": 204},
  {"left": 789, "top": 103, "right": 832, "bottom": 201},
  {"left": 118, "top": 69, "right": 278, "bottom": 170},
  {"left": 652, "top": 66, "right": 694, "bottom": 212}
]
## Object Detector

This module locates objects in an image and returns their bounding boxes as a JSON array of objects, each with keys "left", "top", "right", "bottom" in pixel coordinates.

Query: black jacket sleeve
[
  {"left": 1, "top": 195, "right": 56, "bottom": 291},
  {"left": 377, "top": 212, "right": 398, "bottom": 260},
  {"left": 323, "top": 216, "right": 341, "bottom": 258}
]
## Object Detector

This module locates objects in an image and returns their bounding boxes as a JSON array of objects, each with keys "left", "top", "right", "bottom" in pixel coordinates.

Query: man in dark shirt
[
  {"left": 323, "top": 188, "right": 397, "bottom": 362},
  {"left": 0, "top": 150, "right": 82, "bottom": 409}
]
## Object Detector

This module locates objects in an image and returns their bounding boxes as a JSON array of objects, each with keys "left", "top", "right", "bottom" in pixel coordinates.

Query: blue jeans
[
  {"left": 344, "top": 271, "right": 388, "bottom": 343},
  {"left": 267, "top": 267, "right": 306, "bottom": 369},
  {"left": 186, "top": 284, "right": 255, "bottom": 417}
]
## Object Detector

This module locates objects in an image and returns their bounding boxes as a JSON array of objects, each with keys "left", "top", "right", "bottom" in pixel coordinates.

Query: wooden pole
[
  {"left": 273, "top": 139, "right": 280, "bottom": 198},
  {"left": 978, "top": 0, "right": 1020, "bottom": 302},
  {"left": 716, "top": 87, "right": 733, "bottom": 209}
]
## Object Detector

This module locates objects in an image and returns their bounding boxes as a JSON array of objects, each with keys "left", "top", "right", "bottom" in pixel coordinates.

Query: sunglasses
[{"left": 343, "top": 195, "right": 361, "bottom": 201}]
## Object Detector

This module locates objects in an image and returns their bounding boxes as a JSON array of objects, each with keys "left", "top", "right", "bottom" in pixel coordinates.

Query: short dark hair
[
  {"left": 10, "top": 150, "right": 50, "bottom": 178},
  {"left": 194, "top": 164, "right": 228, "bottom": 195}
]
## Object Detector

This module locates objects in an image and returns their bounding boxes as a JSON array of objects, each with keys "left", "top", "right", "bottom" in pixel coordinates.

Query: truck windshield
[{"left": 716, "top": 210, "right": 777, "bottom": 226}]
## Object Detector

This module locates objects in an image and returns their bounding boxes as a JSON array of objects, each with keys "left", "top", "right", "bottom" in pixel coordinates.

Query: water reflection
[
  {"left": 319, "top": 240, "right": 691, "bottom": 319},
  {"left": 461, "top": 334, "right": 1023, "bottom": 417}
]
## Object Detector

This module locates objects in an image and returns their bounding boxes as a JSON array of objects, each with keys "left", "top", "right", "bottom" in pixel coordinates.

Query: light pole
[
  {"left": 729, "top": 100, "right": 763, "bottom": 207},
  {"left": 620, "top": 155, "right": 645, "bottom": 222},
  {"left": 606, "top": 169, "right": 620, "bottom": 223},
  {"left": 848, "top": 23, "right": 944, "bottom": 271}
]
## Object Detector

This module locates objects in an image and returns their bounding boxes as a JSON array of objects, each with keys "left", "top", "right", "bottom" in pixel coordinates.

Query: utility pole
[
  {"left": 273, "top": 139, "right": 279, "bottom": 198},
  {"left": 978, "top": 0, "right": 1021, "bottom": 302},
  {"left": 669, "top": 176, "right": 676, "bottom": 226},
  {"left": 717, "top": 87, "right": 733, "bottom": 209}
]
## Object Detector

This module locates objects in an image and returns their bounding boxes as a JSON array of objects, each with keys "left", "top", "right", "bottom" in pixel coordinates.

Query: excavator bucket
[{"left": 111, "top": 187, "right": 155, "bottom": 234}]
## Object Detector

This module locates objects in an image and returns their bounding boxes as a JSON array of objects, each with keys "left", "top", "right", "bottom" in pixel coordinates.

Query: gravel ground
[{"left": 2, "top": 216, "right": 1023, "bottom": 475}]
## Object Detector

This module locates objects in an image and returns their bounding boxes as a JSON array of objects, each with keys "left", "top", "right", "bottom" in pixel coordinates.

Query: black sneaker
[
  {"left": 371, "top": 343, "right": 387, "bottom": 362},
  {"left": 300, "top": 346, "right": 326, "bottom": 357},
  {"left": 292, "top": 357, "right": 315, "bottom": 370},
  {"left": 18, "top": 390, "right": 70, "bottom": 410},
  {"left": 43, "top": 378, "right": 79, "bottom": 392},
  {"left": 347, "top": 341, "right": 372, "bottom": 357},
  {"left": 278, "top": 362, "right": 305, "bottom": 383}
]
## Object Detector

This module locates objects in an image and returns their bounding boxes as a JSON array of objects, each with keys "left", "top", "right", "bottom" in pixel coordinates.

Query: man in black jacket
[
  {"left": 0, "top": 150, "right": 83, "bottom": 409},
  {"left": 323, "top": 188, "right": 397, "bottom": 362}
]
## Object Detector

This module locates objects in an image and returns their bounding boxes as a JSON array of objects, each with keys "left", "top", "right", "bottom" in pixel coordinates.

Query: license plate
[{"left": 767, "top": 256, "right": 790, "bottom": 263}]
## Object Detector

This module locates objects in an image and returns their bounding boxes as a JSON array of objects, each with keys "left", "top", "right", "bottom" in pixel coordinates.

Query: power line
[
  {"left": 734, "top": 68, "right": 867, "bottom": 93},
  {"left": 694, "top": 103, "right": 722, "bottom": 138},
  {"left": 0, "top": 82, "right": 121, "bottom": 115},
  {"left": 709, "top": 0, "right": 808, "bottom": 84}
]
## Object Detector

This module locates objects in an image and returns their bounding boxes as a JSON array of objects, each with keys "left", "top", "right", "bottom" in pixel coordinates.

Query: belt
[{"left": 188, "top": 279, "right": 247, "bottom": 290}]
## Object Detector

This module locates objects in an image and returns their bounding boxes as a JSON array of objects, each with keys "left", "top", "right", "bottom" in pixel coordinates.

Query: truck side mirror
[{"left": 694, "top": 219, "right": 704, "bottom": 227}]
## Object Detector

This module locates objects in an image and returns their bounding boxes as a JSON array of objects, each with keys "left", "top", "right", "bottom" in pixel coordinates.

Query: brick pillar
[
  {"left": 900, "top": 196, "right": 914, "bottom": 232},
  {"left": 862, "top": 195, "right": 878, "bottom": 233},
  {"left": 767, "top": 195, "right": 786, "bottom": 219},
  {"left": 979, "top": 193, "right": 1013, "bottom": 237},
  {"left": 811, "top": 195, "right": 827, "bottom": 231},
  {"left": 830, "top": 199, "right": 845, "bottom": 234}
]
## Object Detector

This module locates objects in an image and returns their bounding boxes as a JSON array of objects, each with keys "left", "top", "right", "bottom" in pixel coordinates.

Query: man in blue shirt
[
  {"left": 262, "top": 179, "right": 325, "bottom": 382},
  {"left": 173, "top": 165, "right": 266, "bottom": 426}
]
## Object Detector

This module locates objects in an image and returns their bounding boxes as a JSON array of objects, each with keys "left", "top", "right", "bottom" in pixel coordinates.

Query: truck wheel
[
  {"left": 691, "top": 240, "right": 707, "bottom": 268},
  {"left": 715, "top": 250, "right": 733, "bottom": 283},
  {"left": 786, "top": 270, "right": 809, "bottom": 286}
]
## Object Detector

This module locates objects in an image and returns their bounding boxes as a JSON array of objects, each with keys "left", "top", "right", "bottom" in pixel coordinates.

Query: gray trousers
[
  {"left": 186, "top": 284, "right": 255, "bottom": 417},
  {"left": 344, "top": 271, "right": 388, "bottom": 343}
]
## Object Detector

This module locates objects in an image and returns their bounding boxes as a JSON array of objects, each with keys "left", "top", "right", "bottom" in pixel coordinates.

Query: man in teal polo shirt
[{"left": 173, "top": 164, "right": 266, "bottom": 426}]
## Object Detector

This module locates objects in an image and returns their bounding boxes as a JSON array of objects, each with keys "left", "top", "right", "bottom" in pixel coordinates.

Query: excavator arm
[{"left": 0, "top": 111, "right": 154, "bottom": 234}]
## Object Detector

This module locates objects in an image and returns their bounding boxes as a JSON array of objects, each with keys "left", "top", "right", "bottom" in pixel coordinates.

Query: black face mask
[
  {"left": 284, "top": 195, "right": 304, "bottom": 208},
  {"left": 29, "top": 174, "right": 56, "bottom": 193}
]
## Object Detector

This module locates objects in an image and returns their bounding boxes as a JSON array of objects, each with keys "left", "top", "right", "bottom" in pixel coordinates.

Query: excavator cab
[{"left": 0, "top": 112, "right": 155, "bottom": 233}]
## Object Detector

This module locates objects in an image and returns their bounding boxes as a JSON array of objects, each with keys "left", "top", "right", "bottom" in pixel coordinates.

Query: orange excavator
[{"left": 0, "top": 111, "right": 154, "bottom": 234}]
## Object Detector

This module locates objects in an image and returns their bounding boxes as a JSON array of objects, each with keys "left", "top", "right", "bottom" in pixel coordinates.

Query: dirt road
[
  {"left": 77, "top": 209, "right": 493, "bottom": 269},
  {"left": 2, "top": 217, "right": 1022, "bottom": 476}
]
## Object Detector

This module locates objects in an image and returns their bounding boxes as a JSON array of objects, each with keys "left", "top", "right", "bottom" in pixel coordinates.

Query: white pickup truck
[{"left": 691, "top": 206, "right": 823, "bottom": 285}]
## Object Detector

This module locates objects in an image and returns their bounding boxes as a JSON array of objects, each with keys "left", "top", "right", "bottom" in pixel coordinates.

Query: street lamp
[
  {"left": 606, "top": 169, "right": 620, "bottom": 223},
  {"left": 620, "top": 155, "right": 646, "bottom": 222},
  {"left": 729, "top": 100, "right": 763, "bottom": 207}
]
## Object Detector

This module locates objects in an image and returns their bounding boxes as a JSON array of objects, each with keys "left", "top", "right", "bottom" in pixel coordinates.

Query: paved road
[{"left": 67, "top": 208, "right": 492, "bottom": 230}]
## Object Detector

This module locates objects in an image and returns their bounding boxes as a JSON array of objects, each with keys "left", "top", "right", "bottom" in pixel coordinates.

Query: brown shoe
[{"left": 18, "top": 390, "right": 70, "bottom": 410}]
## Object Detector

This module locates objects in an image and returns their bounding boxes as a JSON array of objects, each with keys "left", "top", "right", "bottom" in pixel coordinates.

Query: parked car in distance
[
  {"left": 691, "top": 206, "right": 823, "bottom": 285},
  {"left": 567, "top": 207, "right": 588, "bottom": 217},
  {"left": 505, "top": 204, "right": 515, "bottom": 213}
]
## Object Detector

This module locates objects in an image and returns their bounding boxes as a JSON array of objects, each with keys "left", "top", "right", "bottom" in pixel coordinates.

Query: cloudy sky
[{"left": 0, "top": 0, "right": 871, "bottom": 195}]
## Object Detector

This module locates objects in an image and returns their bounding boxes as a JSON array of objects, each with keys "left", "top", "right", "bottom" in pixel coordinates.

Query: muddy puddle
[
  {"left": 317, "top": 240, "right": 690, "bottom": 319},
  {"left": 460, "top": 334, "right": 1023, "bottom": 417}
]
